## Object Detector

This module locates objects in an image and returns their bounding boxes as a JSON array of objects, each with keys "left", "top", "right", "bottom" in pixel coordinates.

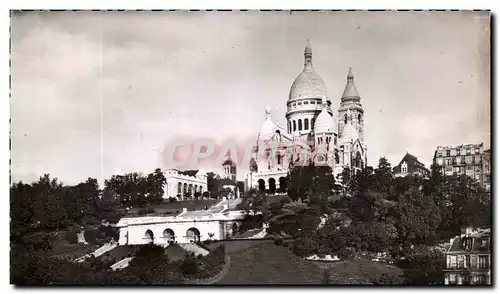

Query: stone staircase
[
  {"left": 179, "top": 243, "right": 210, "bottom": 256},
  {"left": 74, "top": 241, "right": 118, "bottom": 263},
  {"left": 110, "top": 257, "right": 134, "bottom": 271}
]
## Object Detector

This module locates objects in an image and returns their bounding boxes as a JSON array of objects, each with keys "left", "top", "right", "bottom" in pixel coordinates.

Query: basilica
[{"left": 244, "top": 41, "right": 368, "bottom": 192}]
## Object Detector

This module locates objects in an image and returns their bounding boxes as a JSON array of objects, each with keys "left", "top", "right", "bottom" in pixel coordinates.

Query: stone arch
[
  {"left": 358, "top": 113, "right": 362, "bottom": 122},
  {"left": 183, "top": 183, "right": 188, "bottom": 197},
  {"left": 186, "top": 227, "right": 201, "bottom": 243},
  {"left": 144, "top": 229, "right": 154, "bottom": 244},
  {"left": 304, "top": 118, "right": 309, "bottom": 130},
  {"left": 298, "top": 119, "right": 303, "bottom": 131},
  {"left": 188, "top": 184, "right": 193, "bottom": 196},
  {"left": 258, "top": 179, "right": 266, "bottom": 192},
  {"left": 279, "top": 177, "right": 287, "bottom": 193},
  {"left": 177, "top": 182, "right": 182, "bottom": 194},
  {"left": 293, "top": 120, "right": 297, "bottom": 132},
  {"left": 268, "top": 177, "right": 276, "bottom": 193},
  {"left": 163, "top": 228, "right": 175, "bottom": 243},
  {"left": 194, "top": 185, "right": 198, "bottom": 194}
]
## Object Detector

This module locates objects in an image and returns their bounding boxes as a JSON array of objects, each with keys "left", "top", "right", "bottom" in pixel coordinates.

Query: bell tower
[{"left": 338, "top": 68, "right": 364, "bottom": 143}]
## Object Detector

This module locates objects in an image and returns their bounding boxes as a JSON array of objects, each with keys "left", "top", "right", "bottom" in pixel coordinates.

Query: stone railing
[{"left": 182, "top": 255, "right": 231, "bottom": 285}]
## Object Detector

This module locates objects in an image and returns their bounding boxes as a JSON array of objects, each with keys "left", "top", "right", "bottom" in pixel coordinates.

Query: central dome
[
  {"left": 288, "top": 41, "right": 327, "bottom": 101},
  {"left": 289, "top": 66, "right": 327, "bottom": 101}
]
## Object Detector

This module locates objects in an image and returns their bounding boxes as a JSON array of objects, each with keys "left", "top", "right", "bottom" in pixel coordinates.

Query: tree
[
  {"left": 394, "top": 188, "right": 441, "bottom": 247},
  {"left": 146, "top": 168, "right": 166, "bottom": 205},
  {"left": 287, "top": 164, "right": 314, "bottom": 201},
  {"left": 436, "top": 174, "right": 490, "bottom": 232},
  {"left": 207, "top": 172, "right": 221, "bottom": 199},
  {"left": 31, "top": 174, "right": 69, "bottom": 230},
  {"left": 239, "top": 189, "right": 270, "bottom": 222},
  {"left": 268, "top": 201, "right": 321, "bottom": 237},
  {"left": 398, "top": 245, "right": 445, "bottom": 285},
  {"left": 374, "top": 157, "right": 394, "bottom": 197}
]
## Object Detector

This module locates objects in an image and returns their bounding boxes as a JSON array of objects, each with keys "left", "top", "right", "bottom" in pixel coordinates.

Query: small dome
[
  {"left": 258, "top": 107, "right": 277, "bottom": 142},
  {"left": 339, "top": 123, "right": 358, "bottom": 145},
  {"left": 314, "top": 97, "right": 335, "bottom": 134}
]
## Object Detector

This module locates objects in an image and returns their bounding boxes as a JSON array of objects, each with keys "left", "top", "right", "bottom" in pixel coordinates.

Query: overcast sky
[{"left": 11, "top": 11, "right": 490, "bottom": 185}]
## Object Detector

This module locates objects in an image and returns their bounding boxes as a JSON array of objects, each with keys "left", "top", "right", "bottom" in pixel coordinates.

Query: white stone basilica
[{"left": 245, "top": 41, "right": 368, "bottom": 192}]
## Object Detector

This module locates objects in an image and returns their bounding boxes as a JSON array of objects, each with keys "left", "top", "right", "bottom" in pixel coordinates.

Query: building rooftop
[
  {"left": 436, "top": 143, "right": 483, "bottom": 150},
  {"left": 447, "top": 228, "right": 490, "bottom": 253}
]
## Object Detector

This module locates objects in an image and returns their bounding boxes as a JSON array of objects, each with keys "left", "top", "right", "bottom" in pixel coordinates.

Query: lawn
[
  {"left": 217, "top": 242, "right": 324, "bottom": 284},
  {"left": 216, "top": 242, "right": 404, "bottom": 285},
  {"left": 322, "top": 259, "right": 404, "bottom": 284},
  {"left": 206, "top": 239, "right": 271, "bottom": 254}
]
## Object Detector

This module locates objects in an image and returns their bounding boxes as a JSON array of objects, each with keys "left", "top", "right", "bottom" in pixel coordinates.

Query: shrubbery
[
  {"left": 137, "top": 206, "right": 155, "bottom": 216},
  {"left": 83, "top": 225, "right": 119, "bottom": 245}
]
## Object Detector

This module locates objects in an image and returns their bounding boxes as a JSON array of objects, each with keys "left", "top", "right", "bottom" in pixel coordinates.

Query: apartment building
[
  {"left": 443, "top": 227, "right": 491, "bottom": 285},
  {"left": 433, "top": 143, "right": 490, "bottom": 191}
]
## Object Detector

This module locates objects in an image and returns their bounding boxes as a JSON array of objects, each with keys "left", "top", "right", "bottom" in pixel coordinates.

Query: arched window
[
  {"left": 344, "top": 114, "right": 347, "bottom": 124},
  {"left": 358, "top": 114, "right": 362, "bottom": 122},
  {"left": 177, "top": 182, "right": 182, "bottom": 194},
  {"left": 311, "top": 118, "right": 315, "bottom": 129},
  {"left": 298, "top": 119, "right": 302, "bottom": 131},
  {"left": 288, "top": 121, "right": 291, "bottom": 133},
  {"left": 293, "top": 120, "right": 297, "bottom": 132},
  {"left": 304, "top": 118, "right": 309, "bottom": 130}
]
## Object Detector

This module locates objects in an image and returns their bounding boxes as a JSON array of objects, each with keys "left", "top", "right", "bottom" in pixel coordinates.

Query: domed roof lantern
[{"left": 304, "top": 39, "right": 312, "bottom": 62}]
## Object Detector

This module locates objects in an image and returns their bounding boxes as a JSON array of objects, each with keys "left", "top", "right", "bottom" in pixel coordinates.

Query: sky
[{"left": 10, "top": 11, "right": 490, "bottom": 185}]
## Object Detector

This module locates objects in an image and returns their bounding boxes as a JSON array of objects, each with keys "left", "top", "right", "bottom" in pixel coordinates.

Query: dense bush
[
  {"left": 238, "top": 215, "right": 264, "bottom": 233},
  {"left": 137, "top": 206, "right": 155, "bottom": 216},
  {"left": 83, "top": 225, "right": 119, "bottom": 245},
  {"left": 180, "top": 258, "right": 198, "bottom": 276},
  {"left": 64, "top": 227, "right": 80, "bottom": 244}
]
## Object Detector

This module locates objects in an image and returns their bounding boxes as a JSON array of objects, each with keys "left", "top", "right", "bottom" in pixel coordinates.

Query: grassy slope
[
  {"left": 217, "top": 242, "right": 324, "bottom": 284},
  {"left": 217, "top": 242, "right": 404, "bottom": 285},
  {"left": 324, "top": 259, "right": 403, "bottom": 284}
]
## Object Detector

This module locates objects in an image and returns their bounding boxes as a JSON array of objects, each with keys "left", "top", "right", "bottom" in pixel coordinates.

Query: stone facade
[
  {"left": 444, "top": 227, "right": 491, "bottom": 285},
  {"left": 117, "top": 200, "right": 245, "bottom": 245},
  {"left": 433, "top": 143, "right": 490, "bottom": 191},
  {"left": 164, "top": 169, "right": 208, "bottom": 200},
  {"left": 245, "top": 41, "right": 368, "bottom": 192}
]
